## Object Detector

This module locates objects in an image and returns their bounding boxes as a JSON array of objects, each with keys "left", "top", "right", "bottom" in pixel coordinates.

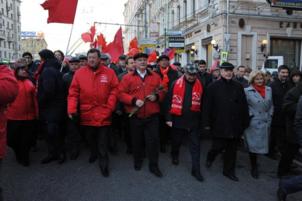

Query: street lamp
[{"left": 211, "top": 39, "right": 219, "bottom": 51}]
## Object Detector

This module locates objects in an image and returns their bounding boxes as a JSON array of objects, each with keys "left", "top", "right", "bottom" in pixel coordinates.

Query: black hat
[
  {"left": 78, "top": 55, "right": 87, "bottom": 60},
  {"left": 157, "top": 55, "right": 170, "bottom": 62},
  {"left": 219, "top": 62, "right": 235, "bottom": 70},
  {"left": 69, "top": 57, "right": 80, "bottom": 63},
  {"left": 184, "top": 63, "right": 199, "bottom": 74},
  {"left": 119, "top": 55, "right": 127, "bottom": 60},
  {"left": 100, "top": 54, "right": 109, "bottom": 60},
  {"left": 133, "top": 53, "right": 148, "bottom": 60}
]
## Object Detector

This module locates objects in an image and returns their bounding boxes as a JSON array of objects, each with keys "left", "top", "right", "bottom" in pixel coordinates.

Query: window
[{"left": 184, "top": 0, "right": 187, "bottom": 20}]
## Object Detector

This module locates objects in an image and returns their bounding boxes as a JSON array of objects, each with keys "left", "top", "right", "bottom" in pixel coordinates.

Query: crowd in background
[{"left": 1, "top": 48, "right": 302, "bottom": 201}]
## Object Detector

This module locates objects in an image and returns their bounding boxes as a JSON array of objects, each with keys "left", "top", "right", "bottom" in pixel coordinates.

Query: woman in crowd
[
  {"left": 290, "top": 69, "right": 302, "bottom": 86},
  {"left": 6, "top": 58, "right": 38, "bottom": 166},
  {"left": 244, "top": 70, "right": 273, "bottom": 179}
]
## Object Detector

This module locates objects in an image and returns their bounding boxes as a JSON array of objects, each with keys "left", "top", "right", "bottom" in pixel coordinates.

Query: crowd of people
[{"left": 0, "top": 48, "right": 302, "bottom": 201}]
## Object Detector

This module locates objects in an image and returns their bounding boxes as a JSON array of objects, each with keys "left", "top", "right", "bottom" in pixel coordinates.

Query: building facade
[
  {"left": 124, "top": 0, "right": 302, "bottom": 69},
  {"left": 0, "top": 0, "right": 21, "bottom": 61},
  {"left": 21, "top": 32, "right": 48, "bottom": 60}
]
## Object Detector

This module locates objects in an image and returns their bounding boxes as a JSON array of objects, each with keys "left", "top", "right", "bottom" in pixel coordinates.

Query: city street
[{"left": 2, "top": 140, "right": 302, "bottom": 201}]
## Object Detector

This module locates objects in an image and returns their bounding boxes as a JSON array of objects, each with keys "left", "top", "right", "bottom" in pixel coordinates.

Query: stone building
[
  {"left": 124, "top": 0, "right": 302, "bottom": 69},
  {"left": 0, "top": 0, "right": 21, "bottom": 61},
  {"left": 21, "top": 32, "right": 48, "bottom": 60}
]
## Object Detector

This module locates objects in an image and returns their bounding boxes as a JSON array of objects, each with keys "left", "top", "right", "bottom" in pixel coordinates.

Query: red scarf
[
  {"left": 160, "top": 66, "right": 170, "bottom": 90},
  {"left": 253, "top": 84, "right": 266, "bottom": 98},
  {"left": 170, "top": 76, "right": 203, "bottom": 116}
]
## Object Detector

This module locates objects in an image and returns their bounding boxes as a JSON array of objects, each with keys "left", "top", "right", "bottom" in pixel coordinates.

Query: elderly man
[{"left": 166, "top": 63, "right": 204, "bottom": 182}]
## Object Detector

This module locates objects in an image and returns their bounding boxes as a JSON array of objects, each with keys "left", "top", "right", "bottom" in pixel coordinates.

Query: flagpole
[{"left": 65, "top": 24, "right": 74, "bottom": 55}]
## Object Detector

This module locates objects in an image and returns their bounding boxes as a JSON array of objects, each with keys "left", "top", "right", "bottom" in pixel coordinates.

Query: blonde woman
[{"left": 244, "top": 71, "right": 273, "bottom": 179}]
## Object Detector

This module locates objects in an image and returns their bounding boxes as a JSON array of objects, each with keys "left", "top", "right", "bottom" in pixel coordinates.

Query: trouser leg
[
  {"left": 144, "top": 116, "right": 160, "bottom": 168},
  {"left": 188, "top": 128, "right": 201, "bottom": 171},
  {"left": 85, "top": 127, "right": 97, "bottom": 157},
  {"left": 96, "top": 126, "right": 109, "bottom": 169},
  {"left": 207, "top": 138, "right": 225, "bottom": 163},
  {"left": 130, "top": 117, "right": 144, "bottom": 165},
  {"left": 278, "top": 142, "right": 300, "bottom": 177},
  {"left": 223, "top": 139, "right": 238, "bottom": 175},
  {"left": 170, "top": 127, "right": 184, "bottom": 159}
]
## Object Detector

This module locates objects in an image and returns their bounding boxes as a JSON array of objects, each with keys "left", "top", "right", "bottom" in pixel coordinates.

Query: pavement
[{"left": 2, "top": 139, "right": 302, "bottom": 201}]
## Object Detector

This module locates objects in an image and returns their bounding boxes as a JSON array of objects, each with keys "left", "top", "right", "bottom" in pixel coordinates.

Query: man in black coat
[
  {"left": 166, "top": 64, "right": 204, "bottom": 182},
  {"left": 37, "top": 49, "right": 66, "bottom": 164},
  {"left": 277, "top": 95, "right": 302, "bottom": 201},
  {"left": 233, "top": 65, "right": 248, "bottom": 88},
  {"left": 269, "top": 65, "right": 293, "bottom": 159},
  {"left": 22, "top": 52, "right": 38, "bottom": 84},
  {"left": 197, "top": 60, "right": 213, "bottom": 88},
  {"left": 203, "top": 62, "right": 249, "bottom": 182},
  {"left": 63, "top": 57, "right": 81, "bottom": 160},
  {"left": 154, "top": 55, "right": 179, "bottom": 153}
]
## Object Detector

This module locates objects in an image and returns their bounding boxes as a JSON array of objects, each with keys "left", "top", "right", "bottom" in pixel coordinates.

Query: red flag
[
  {"left": 41, "top": 0, "right": 78, "bottom": 24},
  {"left": 127, "top": 48, "right": 140, "bottom": 57},
  {"left": 148, "top": 50, "right": 157, "bottom": 64},
  {"left": 81, "top": 32, "right": 92, "bottom": 43},
  {"left": 90, "top": 25, "right": 96, "bottom": 40},
  {"left": 167, "top": 48, "right": 176, "bottom": 60},
  {"left": 97, "top": 33, "right": 107, "bottom": 49},
  {"left": 103, "top": 27, "right": 124, "bottom": 63},
  {"left": 129, "top": 37, "right": 138, "bottom": 51}
]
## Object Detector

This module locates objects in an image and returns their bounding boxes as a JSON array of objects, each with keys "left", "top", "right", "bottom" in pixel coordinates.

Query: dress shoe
[
  {"left": 223, "top": 172, "right": 239, "bottom": 182},
  {"left": 171, "top": 156, "right": 179, "bottom": 165},
  {"left": 251, "top": 168, "right": 259, "bottom": 179},
  {"left": 277, "top": 188, "right": 287, "bottom": 201},
  {"left": 58, "top": 153, "right": 66, "bottom": 164},
  {"left": 89, "top": 153, "right": 97, "bottom": 163},
  {"left": 41, "top": 155, "right": 58, "bottom": 164},
  {"left": 191, "top": 170, "right": 204, "bottom": 182},
  {"left": 149, "top": 166, "right": 163, "bottom": 178},
  {"left": 205, "top": 160, "right": 212, "bottom": 168},
  {"left": 134, "top": 162, "right": 142, "bottom": 171},
  {"left": 70, "top": 151, "right": 79, "bottom": 160},
  {"left": 100, "top": 167, "right": 110, "bottom": 177}
]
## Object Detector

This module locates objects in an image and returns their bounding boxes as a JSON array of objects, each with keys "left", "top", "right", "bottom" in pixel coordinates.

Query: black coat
[
  {"left": 37, "top": 59, "right": 66, "bottom": 123},
  {"left": 283, "top": 84, "right": 302, "bottom": 143},
  {"left": 154, "top": 66, "right": 179, "bottom": 114},
  {"left": 62, "top": 71, "right": 74, "bottom": 96},
  {"left": 202, "top": 78, "right": 249, "bottom": 139},
  {"left": 270, "top": 79, "right": 294, "bottom": 127},
  {"left": 198, "top": 72, "right": 213, "bottom": 88},
  {"left": 166, "top": 78, "right": 202, "bottom": 130},
  {"left": 294, "top": 96, "right": 302, "bottom": 146},
  {"left": 233, "top": 76, "right": 248, "bottom": 88}
]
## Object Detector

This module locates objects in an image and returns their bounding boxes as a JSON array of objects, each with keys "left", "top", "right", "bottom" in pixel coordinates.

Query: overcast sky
[{"left": 21, "top": 0, "right": 127, "bottom": 55}]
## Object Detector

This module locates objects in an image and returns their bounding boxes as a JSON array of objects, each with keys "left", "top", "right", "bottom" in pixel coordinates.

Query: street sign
[
  {"left": 168, "top": 36, "right": 185, "bottom": 48},
  {"left": 270, "top": 0, "right": 302, "bottom": 10}
]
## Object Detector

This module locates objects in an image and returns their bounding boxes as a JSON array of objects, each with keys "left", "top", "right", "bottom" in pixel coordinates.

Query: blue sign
[
  {"left": 271, "top": 0, "right": 302, "bottom": 9},
  {"left": 21, "top": 32, "right": 36, "bottom": 37}
]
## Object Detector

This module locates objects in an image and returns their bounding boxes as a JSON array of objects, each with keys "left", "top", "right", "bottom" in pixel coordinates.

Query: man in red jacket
[
  {"left": 0, "top": 64, "right": 18, "bottom": 200},
  {"left": 119, "top": 53, "right": 165, "bottom": 177},
  {"left": 68, "top": 48, "right": 119, "bottom": 177}
]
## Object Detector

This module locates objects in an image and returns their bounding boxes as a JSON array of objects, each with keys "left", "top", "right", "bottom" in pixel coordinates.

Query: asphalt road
[{"left": 2, "top": 140, "right": 302, "bottom": 201}]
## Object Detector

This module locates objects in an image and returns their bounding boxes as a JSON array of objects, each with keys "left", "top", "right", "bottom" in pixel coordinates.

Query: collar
[
  {"left": 133, "top": 68, "right": 152, "bottom": 76},
  {"left": 136, "top": 69, "right": 147, "bottom": 78}
]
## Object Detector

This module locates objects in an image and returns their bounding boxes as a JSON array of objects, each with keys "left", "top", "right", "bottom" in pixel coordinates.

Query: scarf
[
  {"left": 160, "top": 66, "right": 170, "bottom": 90},
  {"left": 253, "top": 84, "right": 266, "bottom": 98},
  {"left": 170, "top": 76, "right": 203, "bottom": 116}
]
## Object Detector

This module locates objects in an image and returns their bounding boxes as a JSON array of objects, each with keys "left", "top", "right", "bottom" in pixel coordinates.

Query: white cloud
[{"left": 21, "top": 0, "right": 127, "bottom": 55}]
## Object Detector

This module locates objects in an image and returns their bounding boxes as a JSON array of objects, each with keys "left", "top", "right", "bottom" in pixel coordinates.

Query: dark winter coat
[
  {"left": 294, "top": 96, "right": 302, "bottom": 146},
  {"left": 270, "top": 79, "right": 293, "bottom": 127},
  {"left": 202, "top": 77, "right": 249, "bottom": 139},
  {"left": 37, "top": 59, "right": 66, "bottom": 123},
  {"left": 283, "top": 83, "right": 302, "bottom": 144},
  {"left": 198, "top": 72, "right": 213, "bottom": 88},
  {"left": 166, "top": 78, "right": 203, "bottom": 130},
  {"left": 233, "top": 76, "right": 249, "bottom": 88}
]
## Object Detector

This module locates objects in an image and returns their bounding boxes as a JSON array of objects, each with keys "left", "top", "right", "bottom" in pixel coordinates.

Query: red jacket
[
  {"left": 0, "top": 65, "right": 18, "bottom": 158},
  {"left": 118, "top": 70, "right": 165, "bottom": 119},
  {"left": 68, "top": 65, "right": 119, "bottom": 127},
  {"left": 6, "top": 79, "right": 38, "bottom": 120}
]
